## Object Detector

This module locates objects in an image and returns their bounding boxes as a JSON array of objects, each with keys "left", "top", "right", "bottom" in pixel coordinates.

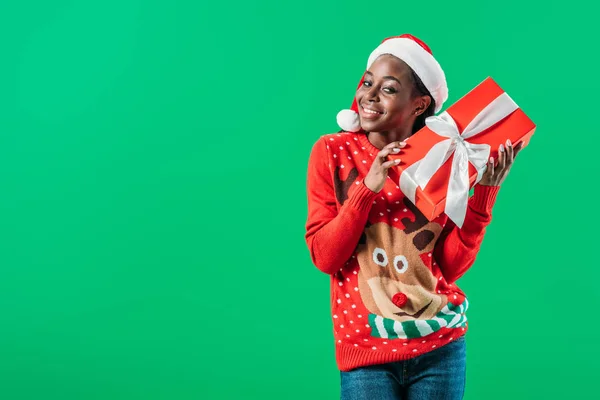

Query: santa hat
[{"left": 337, "top": 34, "right": 448, "bottom": 132}]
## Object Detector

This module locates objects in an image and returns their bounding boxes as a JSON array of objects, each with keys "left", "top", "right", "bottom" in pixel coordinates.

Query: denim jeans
[{"left": 340, "top": 335, "right": 466, "bottom": 400}]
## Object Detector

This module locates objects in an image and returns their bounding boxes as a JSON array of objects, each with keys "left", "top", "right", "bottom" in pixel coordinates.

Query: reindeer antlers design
[
  {"left": 334, "top": 166, "right": 359, "bottom": 206},
  {"left": 401, "top": 198, "right": 436, "bottom": 251}
]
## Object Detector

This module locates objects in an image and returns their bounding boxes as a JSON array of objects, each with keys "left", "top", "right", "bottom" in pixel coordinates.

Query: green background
[{"left": 0, "top": 0, "right": 597, "bottom": 398}]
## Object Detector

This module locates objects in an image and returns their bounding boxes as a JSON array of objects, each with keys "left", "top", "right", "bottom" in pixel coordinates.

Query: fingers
[
  {"left": 486, "top": 139, "right": 520, "bottom": 186},
  {"left": 382, "top": 158, "right": 401, "bottom": 170},
  {"left": 377, "top": 148, "right": 395, "bottom": 159},
  {"left": 503, "top": 138, "right": 523, "bottom": 168},
  {"left": 498, "top": 143, "right": 507, "bottom": 171},
  {"left": 513, "top": 141, "right": 524, "bottom": 159},
  {"left": 377, "top": 141, "right": 406, "bottom": 162},
  {"left": 365, "top": 141, "right": 406, "bottom": 193},
  {"left": 506, "top": 139, "right": 514, "bottom": 164},
  {"left": 487, "top": 156, "right": 495, "bottom": 177},
  {"left": 383, "top": 141, "right": 407, "bottom": 150},
  {"left": 480, "top": 139, "right": 523, "bottom": 187}
]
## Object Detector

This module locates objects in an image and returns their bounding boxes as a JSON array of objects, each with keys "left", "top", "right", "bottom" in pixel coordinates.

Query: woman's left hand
[{"left": 478, "top": 139, "right": 524, "bottom": 186}]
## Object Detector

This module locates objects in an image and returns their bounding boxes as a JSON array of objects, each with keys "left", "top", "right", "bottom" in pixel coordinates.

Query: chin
[{"left": 359, "top": 120, "right": 386, "bottom": 132}]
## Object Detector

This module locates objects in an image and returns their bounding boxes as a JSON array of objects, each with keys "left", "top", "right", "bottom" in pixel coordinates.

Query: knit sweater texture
[{"left": 305, "top": 131, "right": 499, "bottom": 372}]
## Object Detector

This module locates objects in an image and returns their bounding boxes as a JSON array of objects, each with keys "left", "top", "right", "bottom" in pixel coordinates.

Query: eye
[
  {"left": 383, "top": 87, "right": 397, "bottom": 94},
  {"left": 362, "top": 80, "right": 372, "bottom": 87},
  {"left": 372, "top": 248, "right": 388, "bottom": 267},
  {"left": 393, "top": 255, "right": 408, "bottom": 273}
]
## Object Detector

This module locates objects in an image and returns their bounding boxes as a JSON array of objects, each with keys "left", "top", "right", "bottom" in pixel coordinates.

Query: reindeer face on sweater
[{"left": 357, "top": 199, "right": 446, "bottom": 323}]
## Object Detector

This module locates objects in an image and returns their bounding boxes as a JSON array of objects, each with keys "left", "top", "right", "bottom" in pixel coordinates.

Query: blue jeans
[{"left": 340, "top": 335, "right": 466, "bottom": 400}]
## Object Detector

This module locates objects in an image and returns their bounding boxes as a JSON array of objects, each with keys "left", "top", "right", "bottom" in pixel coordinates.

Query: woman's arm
[
  {"left": 305, "top": 138, "right": 379, "bottom": 275},
  {"left": 432, "top": 185, "right": 500, "bottom": 284},
  {"left": 433, "top": 139, "right": 523, "bottom": 283}
]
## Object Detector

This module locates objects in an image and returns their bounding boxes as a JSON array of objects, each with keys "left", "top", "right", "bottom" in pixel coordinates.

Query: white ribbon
[{"left": 399, "top": 92, "right": 519, "bottom": 228}]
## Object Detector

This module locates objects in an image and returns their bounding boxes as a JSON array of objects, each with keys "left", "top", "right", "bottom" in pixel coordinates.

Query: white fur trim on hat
[
  {"left": 336, "top": 109, "right": 361, "bottom": 132},
  {"left": 367, "top": 38, "right": 448, "bottom": 113}
]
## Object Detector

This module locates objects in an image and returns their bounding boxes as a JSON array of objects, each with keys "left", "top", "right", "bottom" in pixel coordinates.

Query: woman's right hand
[{"left": 364, "top": 141, "right": 406, "bottom": 193}]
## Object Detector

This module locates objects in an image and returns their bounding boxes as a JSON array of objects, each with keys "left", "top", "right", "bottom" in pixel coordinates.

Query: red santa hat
[{"left": 337, "top": 34, "right": 448, "bottom": 132}]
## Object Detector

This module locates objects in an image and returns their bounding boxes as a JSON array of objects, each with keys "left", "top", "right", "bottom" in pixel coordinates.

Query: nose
[
  {"left": 365, "top": 85, "right": 379, "bottom": 102},
  {"left": 392, "top": 292, "right": 408, "bottom": 308}
]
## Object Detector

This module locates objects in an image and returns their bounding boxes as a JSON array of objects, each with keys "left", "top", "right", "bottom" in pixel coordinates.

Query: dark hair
[{"left": 410, "top": 69, "right": 436, "bottom": 134}]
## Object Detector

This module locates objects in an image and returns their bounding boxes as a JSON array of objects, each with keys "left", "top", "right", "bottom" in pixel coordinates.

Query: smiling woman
[
  {"left": 357, "top": 57, "right": 432, "bottom": 139},
  {"left": 305, "top": 34, "right": 522, "bottom": 400}
]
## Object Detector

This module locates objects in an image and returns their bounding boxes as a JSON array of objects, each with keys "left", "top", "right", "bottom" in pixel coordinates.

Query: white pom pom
[{"left": 336, "top": 109, "right": 361, "bottom": 132}]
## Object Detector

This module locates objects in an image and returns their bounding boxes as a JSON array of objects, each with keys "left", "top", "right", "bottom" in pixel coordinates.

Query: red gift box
[{"left": 387, "top": 77, "right": 536, "bottom": 227}]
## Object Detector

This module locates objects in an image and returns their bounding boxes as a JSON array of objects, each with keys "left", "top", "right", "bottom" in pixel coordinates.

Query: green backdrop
[{"left": 0, "top": 0, "right": 597, "bottom": 399}]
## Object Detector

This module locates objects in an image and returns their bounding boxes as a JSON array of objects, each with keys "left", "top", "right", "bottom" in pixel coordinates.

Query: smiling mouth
[
  {"left": 361, "top": 105, "right": 383, "bottom": 115},
  {"left": 394, "top": 300, "right": 433, "bottom": 318}
]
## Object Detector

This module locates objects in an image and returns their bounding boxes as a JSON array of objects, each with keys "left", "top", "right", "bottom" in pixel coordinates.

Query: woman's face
[{"left": 356, "top": 54, "right": 425, "bottom": 133}]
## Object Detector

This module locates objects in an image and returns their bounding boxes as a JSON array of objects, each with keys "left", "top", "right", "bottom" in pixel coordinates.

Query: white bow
[{"left": 399, "top": 92, "right": 519, "bottom": 227}]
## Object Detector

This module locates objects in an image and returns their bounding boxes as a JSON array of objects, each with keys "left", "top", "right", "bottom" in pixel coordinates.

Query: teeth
[{"left": 364, "top": 108, "right": 379, "bottom": 114}]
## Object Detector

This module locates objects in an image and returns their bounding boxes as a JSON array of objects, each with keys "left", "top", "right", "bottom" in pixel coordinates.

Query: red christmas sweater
[{"left": 305, "top": 131, "right": 500, "bottom": 372}]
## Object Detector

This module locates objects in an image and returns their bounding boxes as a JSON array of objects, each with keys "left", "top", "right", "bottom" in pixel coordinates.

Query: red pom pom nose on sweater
[{"left": 392, "top": 292, "right": 408, "bottom": 308}]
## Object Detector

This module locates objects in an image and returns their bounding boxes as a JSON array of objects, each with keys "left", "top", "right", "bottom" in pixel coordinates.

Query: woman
[{"left": 304, "top": 34, "right": 522, "bottom": 400}]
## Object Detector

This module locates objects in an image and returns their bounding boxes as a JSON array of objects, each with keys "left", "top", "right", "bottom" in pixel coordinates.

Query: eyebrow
[{"left": 364, "top": 71, "right": 402, "bottom": 86}]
